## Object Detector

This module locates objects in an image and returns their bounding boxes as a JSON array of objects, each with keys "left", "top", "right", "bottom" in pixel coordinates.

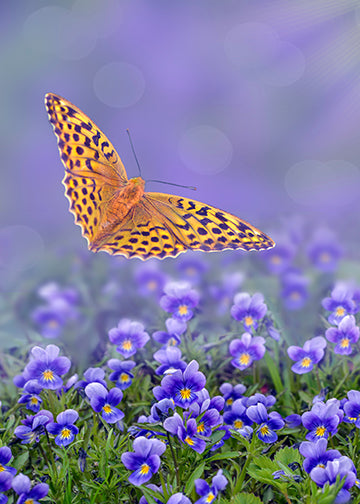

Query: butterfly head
[{"left": 129, "top": 176, "right": 145, "bottom": 189}]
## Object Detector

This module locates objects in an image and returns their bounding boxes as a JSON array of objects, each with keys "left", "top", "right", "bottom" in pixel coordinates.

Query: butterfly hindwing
[
  {"left": 90, "top": 192, "right": 274, "bottom": 259},
  {"left": 45, "top": 93, "right": 128, "bottom": 243}
]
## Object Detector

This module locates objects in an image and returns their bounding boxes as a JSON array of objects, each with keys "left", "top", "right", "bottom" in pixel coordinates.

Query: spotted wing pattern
[
  {"left": 91, "top": 192, "right": 275, "bottom": 260},
  {"left": 45, "top": 93, "right": 127, "bottom": 244}
]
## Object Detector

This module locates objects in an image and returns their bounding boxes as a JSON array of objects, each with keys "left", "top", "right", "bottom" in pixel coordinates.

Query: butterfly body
[{"left": 45, "top": 93, "right": 275, "bottom": 260}]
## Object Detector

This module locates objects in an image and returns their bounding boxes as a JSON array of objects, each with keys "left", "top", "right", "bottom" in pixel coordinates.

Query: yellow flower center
[
  {"left": 205, "top": 492, "right": 215, "bottom": 503},
  {"left": 0, "top": 465, "right": 4, "bottom": 472},
  {"left": 122, "top": 340, "right": 132, "bottom": 351},
  {"left": 301, "top": 357, "right": 311, "bottom": 368},
  {"left": 61, "top": 428, "right": 71, "bottom": 439},
  {"left": 336, "top": 306, "right": 345, "bottom": 317},
  {"left": 239, "top": 353, "right": 250, "bottom": 366},
  {"left": 25, "top": 500, "right": 34, "bottom": 504},
  {"left": 234, "top": 419, "right": 243, "bottom": 429},
  {"left": 147, "top": 280, "right": 157, "bottom": 291},
  {"left": 260, "top": 424, "right": 269, "bottom": 436},
  {"left": 244, "top": 316, "right": 253, "bottom": 326},
  {"left": 315, "top": 425, "right": 326, "bottom": 437},
  {"left": 226, "top": 398, "right": 233, "bottom": 406},
  {"left": 290, "top": 291, "right": 300, "bottom": 300},
  {"left": 317, "top": 463, "right": 325, "bottom": 468},
  {"left": 30, "top": 397, "right": 38, "bottom": 404},
  {"left": 186, "top": 267, "right": 196, "bottom": 276},
  {"left": 180, "top": 388, "right": 191, "bottom": 400},
  {"left": 140, "top": 463, "right": 150, "bottom": 475},
  {"left": 103, "top": 404, "right": 112, "bottom": 414},
  {"left": 43, "top": 369, "right": 54, "bottom": 381},
  {"left": 320, "top": 252, "right": 330, "bottom": 263},
  {"left": 197, "top": 422, "right": 205, "bottom": 433},
  {"left": 270, "top": 255, "right": 281, "bottom": 264},
  {"left": 120, "top": 373, "right": 129, "bottom": 383},
  {"left": 341, "top": 338, "right": 350, "bottom": 348},
  {"left": 185, "top": 436, "right": 194, "bottom": 446},
  {"left": 178, "top": 305, "right": 188, "bottom": 315},
  {"left": 47, "top": 319, "right": 59, "bottom": 328}
]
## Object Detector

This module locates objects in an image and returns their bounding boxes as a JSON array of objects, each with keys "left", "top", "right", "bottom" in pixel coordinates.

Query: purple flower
[
  {"left": 301, "top": 399, "right": 341, "bottom": 441},
  {"left": 220, "top": 382, "right": 247, "bottom": 410},
  {"left": 135, "top": 263, "right": 167, "bottom": 297},
  {"left": 280, "top": 269, "right": 309, "bottom": 310},
  {"left": 264, "top": 317, "right": 281, "bottom": 341},
  {"left": 18, "top": 380, "right": 43, "bottom": 413},
  {"left": 209, "top": 271, "right": 244, "bottom": 315},
  {"left": 284, "top": 414, "right": 302, "bottom": 428},
  {"left": 307, "top": 229, "right": 343, "bottom": 273},
  {"left": 195, "top": 408, "right": 222, "bottom": 437},
  {"left": 343, "top": 390, "right": 360, "bottom": 427},
  {"left": 164, "top": 413, "right": 206, "bottom": 454},
  {"left": 38, "top": 282, "right": 79, "bottom": 306},
  {"left": 0, "top": 447, "right": 16, "bottom": 476},
  {"left": 287, "top": 336, "right": 327, "bottom": 374},
  {"left": 229, "top": 333, "right": 266, "bottom": 370},
  {"left": 108, "top": 319, "right": 150, "bottom": 358},
  {"left": 31, "top": 304, "right": 67, "bottom": 339},
  {"left": 75, "top": 367, "right": 107, "bottom": 390},
  {"left": 177, "top": 255, "right": 209, "bottom": 284},
  {"left": 11, "top": 474, "right": 49, "bottom": 503},
  {"left": 0, "top": 471, "right": 13, "bottom": 500},
  {"left": 149, "top": 399, "right": 175, "bottom": 423},
  {"left": 85, "top": 383, "right": 124, "bottom": 424},
  {"left": 322, "top": 283, "right": 356, "bottom": 325},
  {"left": 194, "top": 469, "right": 228, "bottom": 504},
  {"left": 121, "top": 436, "right": 166, "bottom": 486},
  {"left": 153, "top": 347, "right": 187, "bottom": 376},
  {"left": 154, "top": 360, "right": 206, "bottom": 409},
  {"left": 223, "top": 399, "right": 252, "bottom": 435},
  {"left": 299, "top": 438, "right": 341, "bottom": 474},
  {"left": 46, "top": 409, "right": 79, "bottom": 447},
  {"left": 32, "top": 283, "right": 79, "bottom": 339},
  {"left": 107, "top": 359, "right": 136, "bottom": 390},
  {"left": 230, "top": 292, "right": 267, "bottom": 331},
  {"left": 261, "top": 237, "right": 296, "bottom": 275},
  {"left": 14, "top": 410, "right": 53, "bottom": 444},
  {"left": 152, "top": 318, "right": 187, "bottom": 347},
  {"left": 244, "top": 393, "right": 276, "bottom": 409},
  {"left": 23, "top": 345, "right": 71, "bottom": 390},
  {"left": 159, "top": 282, "right": 200, "bottom": 322},
  {"left": 139, "top": 486, "right": 191, "bottom": 504},
  {"left": 310, "top": 457, "right": 356, "bottom": 503},
  {"left": 325, "top": 315, "right": 359, "bottom": 355},
  {"left": 246, "top": 403, "right": 284, "bottom": 443}
]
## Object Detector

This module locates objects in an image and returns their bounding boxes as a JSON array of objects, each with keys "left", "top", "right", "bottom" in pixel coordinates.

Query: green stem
[
  {"left": 166, "top": 432, "right": 180, "bottom": 488},
  {"left": 233, "top": 435, "right": 256, "bottom": 494}
]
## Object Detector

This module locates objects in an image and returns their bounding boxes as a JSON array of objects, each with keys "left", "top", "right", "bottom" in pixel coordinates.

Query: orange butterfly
[{"left": 45, "top": 93, "right": 274, "bottom": 260}]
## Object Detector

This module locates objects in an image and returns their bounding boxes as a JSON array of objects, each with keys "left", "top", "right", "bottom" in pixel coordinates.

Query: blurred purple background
[{"left": 2, "top": 1, "right": 360, "bottom": 266}]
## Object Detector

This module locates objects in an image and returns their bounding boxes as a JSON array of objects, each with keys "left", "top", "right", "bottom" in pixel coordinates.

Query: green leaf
[
  {"left": 274, "top": 446, "right": 302, "bottom": 467},
  {"left": 228, "top": 492, "right": 263, "bottom": 504},
  {"left": 264, "top": 351, "right": 283, "bottom": 394},
  {"left": 184, "top": 462, "right": 205, "bottom": 494},
  {"left": 12, "top": 451, "right": 29, "bottom": 470}
]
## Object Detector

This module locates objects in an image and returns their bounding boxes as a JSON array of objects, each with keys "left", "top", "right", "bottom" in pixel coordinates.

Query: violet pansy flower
[
  {"left": 229, "top": 333, "right": 266, "bottom": 370},
  {"left": 121, "top": 436, "right": 166, "bottom": 486},
  {"left": 23, "top": 345, "right": 71, "bottom": 390},
  {"left": 108, "top": 319, "right": 150, "bottom": 358},
  {"left": 85, "top": 383, "right": 124, "bottom": 424},
  {"left": 46, "top": 409, "right": 79, "bottom": 447},
  {"left": 287, "top": 336, "right": 326, "bottom": 374},
  {"left": 159, "top": 282, "right": 200, "bottom": 322},
  {"left": 230, "top": 292, "right": 267, "bottom": 332}
]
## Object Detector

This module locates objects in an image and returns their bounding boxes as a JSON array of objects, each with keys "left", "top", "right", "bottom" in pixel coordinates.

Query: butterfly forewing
[{"left": 45, "top": 93, "right": 127, "bottom": 243}]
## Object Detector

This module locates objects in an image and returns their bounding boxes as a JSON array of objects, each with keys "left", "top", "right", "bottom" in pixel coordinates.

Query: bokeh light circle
[
  {"left": 93, "top": 62, "right": 145, "bottom": 108},
  {"left": 284, "top": 160, "right": 360, "bottom": 208},
  {"left": 178, "top": 125, "right": 233, "bottom": 175}
]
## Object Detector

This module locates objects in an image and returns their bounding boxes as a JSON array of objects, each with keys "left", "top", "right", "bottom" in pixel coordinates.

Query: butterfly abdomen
[{"left": 90, "top": 177, "right": 146, "bottom": 250}]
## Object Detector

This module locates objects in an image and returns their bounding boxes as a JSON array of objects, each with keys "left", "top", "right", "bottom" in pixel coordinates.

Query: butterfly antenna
[
  {"left": 126, "top": 129, "right": 142, "bottom": 177},
  {"left": 147, "top": 179, "right": 197, "bottom": 191}
]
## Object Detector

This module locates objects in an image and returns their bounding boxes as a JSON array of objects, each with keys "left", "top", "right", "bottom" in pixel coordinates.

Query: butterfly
[{"left": 45, "top": 93, "right": 275, "bottom": 260}]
